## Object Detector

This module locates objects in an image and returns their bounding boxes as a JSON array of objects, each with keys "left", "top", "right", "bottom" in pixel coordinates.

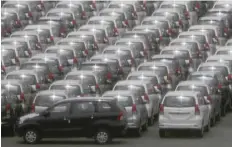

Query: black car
[{"left": 15, "top": 98, "right": 128, "bottom": 144}]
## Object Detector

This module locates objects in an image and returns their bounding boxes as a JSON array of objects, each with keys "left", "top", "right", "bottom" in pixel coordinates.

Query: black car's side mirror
[{"left": 41, "top": 110, "right": 50, "bottom": 117}]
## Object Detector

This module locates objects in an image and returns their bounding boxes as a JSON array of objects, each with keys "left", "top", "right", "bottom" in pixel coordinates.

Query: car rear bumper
[{"left": 159, "top": 121, "right": 202, "bottom": 129}]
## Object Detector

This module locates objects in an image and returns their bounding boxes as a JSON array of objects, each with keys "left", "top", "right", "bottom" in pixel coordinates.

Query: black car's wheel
[
  {"left": 159, "top": 129, "right": 165, "bottom": 138},
  {"left": 23, "top": 129, "right": 41, "bottom": 144},
  {"left": 94, "top": 129, "right": 111, "bottom": 144}
]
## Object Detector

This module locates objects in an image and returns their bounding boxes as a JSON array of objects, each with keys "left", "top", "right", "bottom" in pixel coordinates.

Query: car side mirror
[{"left": 41, "top": 110, "right": 50, "bottom": 117}]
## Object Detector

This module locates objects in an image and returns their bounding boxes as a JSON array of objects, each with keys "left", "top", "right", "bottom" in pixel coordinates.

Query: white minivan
[{"left": 159, "top": 91, "right": 211, "bottom": 138}]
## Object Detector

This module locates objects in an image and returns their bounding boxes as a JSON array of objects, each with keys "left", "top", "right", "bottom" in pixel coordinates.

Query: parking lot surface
[{"left": 2, "top": 113, "right": 232, "bottom": 147}]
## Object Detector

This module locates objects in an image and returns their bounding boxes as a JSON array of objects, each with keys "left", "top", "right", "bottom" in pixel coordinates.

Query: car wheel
[
  {"left": 221, "top": 105, "right": 227, "bottom": 117},
  {"left": 148, "top": 117, "right": 154, "bottom": 126},
  {"left": 159, "top": 129, "right": 165, "bottom": 138},
  {"left": 196, "top": 125, "right": 204, "bottom": 138},
  {"left": 135, "top": 126, "right": 142, "bottom": 137},
  {"left": 210, "top": 113, "right": 216, "bottom": 127},
  {"left": 205, "top": 118, "right": 210, "bottom": 132},
  {"left": 142, "top": 120, "right": 148, "bottom": 131},
  {"left": 94, "top": 129, "right": 111, "bottom": 144},
  {"left": 216, "top": 110, "right": 221, "bottom": 121},
  {"left": 23, "top": 129, "right": 40, "bottom": 144}
]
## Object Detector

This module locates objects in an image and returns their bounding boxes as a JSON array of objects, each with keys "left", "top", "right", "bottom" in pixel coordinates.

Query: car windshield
[
  {"left": 116, "top": 41, "right": 143, "bottom": 48},
  {"left": 142, "top": 20, "right": 167, "bottom": 26},
  {"left": 88, "top": 20, "right": 114, "bottom": 28},
  {"left": 66, "top": 75, "right": 95, "bottom": 82},
  {"left": 161, "top": 4, "right": 186, "bottom": 10},
  {"left": 1, "top": 84, "right": 21, "bottom": 94},
  {"left": 164, "top": 96, "right": 195, "bottom": 107},
  {"left": 179, "top": 35, "right": 206, "bottom": 44},
  {"left": 112, "top": 96, "right": 133, "bottom": 107},
  {"left": 139, "top": 65, "right": 168, "bottom": 73},
  {"left": 176, "top": 86, "right": 208, "bottom": 96},
  {"left": 20, "top": 63, "right": 48, "bottom": 73},
  {"left": 35, "top": 94, "right": 66, "bottom": 107},
  {"left": 6, "top": 74, "right": 36, "bottom": 85},
  {"left": 161, "top": 50, "right": 190, "bottom": 58},
  {"left": 198, "top": 20, "right": 220, "bottom": 26},
  {"left": 198, "top": 66, "right": 228, "bottom": 75},
  {"left": 46, "top": 49, "right": 74, "bottom": 59},
  {"left": 80, "top": 64, "right": 107, "bottom": 72}
]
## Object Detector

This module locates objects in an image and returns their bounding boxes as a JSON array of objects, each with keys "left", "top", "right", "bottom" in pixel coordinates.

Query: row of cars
[{"left": 1, "top": 0, "right": 232, "bottom": 145}]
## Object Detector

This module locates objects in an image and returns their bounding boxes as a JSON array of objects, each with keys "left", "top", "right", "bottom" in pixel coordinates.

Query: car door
[
  {"left": 147, "top": 84, "right": 160, "bottom": 115},
  {"left": 39, "top": 102, "right": 71, "bottom": 137},
  {"left": 135, "top": 95, "right": 147, "bottom": 124},
  {"left": 68, "top": 101, "right": 95, "bottom": 137}
]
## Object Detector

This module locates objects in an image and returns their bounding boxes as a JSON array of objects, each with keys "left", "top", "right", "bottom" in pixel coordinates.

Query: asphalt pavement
[{"left": 2, "top": 113, "right": 232, "bottom": 147}]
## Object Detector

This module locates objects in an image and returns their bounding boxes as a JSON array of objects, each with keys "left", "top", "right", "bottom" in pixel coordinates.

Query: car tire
[
  {"left": 23, "top": 129, "right": 41, "bottom": 144},
  {"left": 148, "top": 117, "right": 154, "bottom": 126},
  {"left": 142, "top": 120, "right": 148, "bottom": 131},
  {"left": 135, "top": 126, "right": 142, "bottom": 137},
  {"left": 210, "top": 114, "right": 216, "bottom": 127},
  {"left": 159, "top": 129, "right": 165, "bottom": 138},
  {"left": 94, "top": 129, "right": 111, "bottom": 144},
  {"left": 216, "top": 110, "right": 221, "bottom": 121},
  {"left": 196, "top": 126, "right": 204, "bottom": 138},
  {"left": 205, "top": 119, "right": 210, "bottom": 132},
  {"left": 221, "top": 105, "right": 227, "bottom": 117}
]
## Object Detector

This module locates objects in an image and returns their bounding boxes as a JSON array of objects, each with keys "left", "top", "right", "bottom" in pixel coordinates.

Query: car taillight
[
  {"left": 117, "top": 112, "right": 124, "bottom": 121},
  {"left": 195, "top": 104, "right": 200, "bottom": 115},
  {"left": 28, "top": 12, "right": 33, "bottom": 17},
  {"left": 92, "top": 0, "right": 96, "bottom": 9},
  {"left": 36, "top": 83, "right": 40, "bottom": 89},
  {"left": 82, "top": 11, "right": 86, "bottom": 19},
  {"left": 204, "top": 42, "right": 210, "bottom": 50},
  {"left": 218, "top": 84, "right": 222, "bottom": 89},
  {"left": 58, "top": 65, "right": 63, "bottom": 72},
  {"left": 72, "top": 20, "right": 76, "bottom": 25},
  {"left": 207, "top": 95, "right": 212, "bottom": 104},
  {"left": 195, "top": 2, "right": 200, "bottom": 9},
  {"left": 31, "top": 103, "right": 35, "bottom": 112},
  {"left": 176, "top": 67, "right": 181, "bottom": 74},
  {"left": 50, "top": 36, "right": 54, "bottom": 41},
  {"left": 16, "top": 19, "right": 21, "bottom": 25},
  {"left": 184, "top": 10, "right": 190, "bottom": 19},
  {"left": 106, "top": 72, "right": 112, "bottom": 80},
  {"left": 228, "top": 74, "right": 232, "bottom": 80},
  {"left": 179, "top": 20, "right": 183, "bottom": 26},
  {"left": 95, "top": 84, "right": 99, "bottom": 89},
  {"left": 143, "top": 93, "right": 149, "bottom": 103},
  {"left": 114, "top": 27, "right": 119, "bottom": 36},
  {"left": 48, "top": 72, "right": 54, "bottom": 80},
  {"left": 132, "top": 104, "right": 137, "bottom": 114},
  {"left": 167, "top": 28, "right": 172, "bottom": 35},
  {"left": 20, "top": 93, "right": 24, "bottom": 100},
  {"left": 118, "top": 66, "right": 124, "bottom": 74},
  {"left": 125, "top": 20, "right": 129, "bottom": 26},
  {"left": 160, "top": 104, "right": 164, "bottom": 115},
  {"left": 73, "top": 57, "right": 78, "bottom": 63}
]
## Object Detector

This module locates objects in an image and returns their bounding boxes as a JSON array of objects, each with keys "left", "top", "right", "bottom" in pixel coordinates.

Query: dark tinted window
[
  {"left": 97, "top": 102, "right": 111, "bottom": 112},
  {"left": 198, "top": 66, "right": 228, "bottom": 75},
  {"left": 71, "top": 102, "right": 95, "bottom": 114},
  {"left": 161, "top": 50, "right": 190, "bottom": 58},
  {"left": 65, "top": 75, "right": 96, "bottom": 83},
  {"left": 164, "top": 96, "right": 195, "bottom": 107},
  {"left": 20, "top": 63, "right": 49, "bottom": 73},
  {"left": 114, "top": 85, "right": 145, "bottom": 93}
]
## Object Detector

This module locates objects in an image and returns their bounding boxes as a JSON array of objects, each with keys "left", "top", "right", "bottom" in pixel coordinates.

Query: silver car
[
  {"left": 159, "top": 91, "right": 211, "bottom": 138},
  {"left": 1, "top": 49, "right": 18, "bottom": 77},
  {"left": 113, "top": 80, "right": 160, "bottom": 126},
  {"left": 225, "top": 38, "right": 232, "bottom": 46},
  {"left": 102, "top": 90, "right": 148, "bottom": 136},
  {"left": 32, "top": 90, "right": 69, "bottom": 113},
  {"left": 175, "top": 81, "right": 222, "bottom": 126},
  {"left": 215, "top": 46, "right": 232, "bottom": 55}
]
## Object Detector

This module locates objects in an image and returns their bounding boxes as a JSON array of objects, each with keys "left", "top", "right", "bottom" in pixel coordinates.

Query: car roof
[
  {"left": 66, "top": 70, "right": 97, "bottom": 76},
  {"left": 1, "top": 79, "right": 24, "bottom": 85},
  {"left": 89, "top": 16, "right": 118, "bottom": 21},
  {"left": 171, "top": 38, "right": 199, "bottom": 44},
  {"left": 31, "top": 53, "right": 59, "bottom": 59},
  {"left": 50, "top": 80, "right": 82, "bottom": 86},
  {"left": 37, "top": 90, "right": 68, "bottom": 96},
  {"left": 11, "top": 31, "right": 39, "bottom": 36},
  {"left": 152, "top": 54, "right": 176, "bottom": 59},
  {"left": 208, "top": 7, "right": 232, "bottom": 12},
  {"left": 207, "top": 55, "right": 232, "bottom": 61},
  {"left": 103, "top": 90, "right": 137, "bottom": 97},
  {"left": 116, "top": 38, "right": 145, "bottom": 43},
  {"left": 128, "top": 71, "right": 158, "bottom": 77},
  {"left": 189, "top": 25, "right": 219, "bottom": 30},
  {"left": 39, "top": 16, "right": 62, "bottom": 21},
  {"left": 46, "top": 45, "right": 75, "bottom": 50},
  {"left": 177, "top": 81, "right": 208, "bottom": 87},
  {"left": 191, "top": 71, "right": 218, "bottom": 76},
  {"left": 162, "top": 45, "right": 192, "bottom": 51},
  {"left": 115, "top": 80, "right": 151, "bottom": 85},
  {"left": 6, "top": 69, "right": 37, "bottom": 75},
  {"left": 154, "top": 8, "right": 180, "bottom": 13},
  {"left": 104, "top": 45, "right": 132, "bottom": 51},
  {"left": 1, "top": 44, "right": 22, "bottom": 49},
  {"left": 24, "top": 24, "right": 55, "bottom": 30},
  {"left": 133, "top": 25, "right": 161, "bottom": 30},
  {"left": 2, "top": 37, "right": 29, "bottom": 42},
  {"left": 139, "top": 61, "right": 168, "bottom": 66},
  {"left": 165, "top": 91, "right": 200, "bottom": 97},
  {"left": 79, "top": 24, "right": 109, "bottom": 29}
]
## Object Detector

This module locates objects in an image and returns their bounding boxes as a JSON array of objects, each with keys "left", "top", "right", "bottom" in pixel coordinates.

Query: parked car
[
  {"left": 15, "top": 98, "right": 127, "bottom": 144},
  {"left": 102, "top": 90, "right": 148, "bottom": 136},
  {"left": 159, "top": 91, "right": 211, "bottom": 138},
  {"left": 215, "top": 46, "right": 232, "bottom": 55}
]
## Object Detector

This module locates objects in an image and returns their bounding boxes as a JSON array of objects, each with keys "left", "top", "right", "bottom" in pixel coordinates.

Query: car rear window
[
  {"left": 199, "top": 66, "right": 228, "bottom": 75},
  {"left": 66, "top": 75, "right": 95, "bottom": 82},
  {"left": 179, "top": 35, "right": 206, "bottom": 44},
  {"left": 189, "top": 75, "right": 214, "bottom": 81},
  {"left": 116, "top": 96, "right": 133, "bottom": 107},
  {"left": 80, "top": 64, "right": 107, "bottom": 72},
  {"left": 1, "top": 84, "right": 21, "bottom": 94},
  {"left": 20, "top": 63, "right": 49, "bottom": 73},
  {"left": 35, "top": 95, "right": 66, "bottom": 107},
  {"left": 161, "top": 50, "right": 190, "bottom": 58},
  {"left": 142, "top": 20, "right": 167, "bottom": 26},
  {"left": 50, "top": 84, "right": 81, "bottom": 92},
  {"left": 138, "top": 65, "right": 168, "bottom": 72},
  {"left": 176, "top": 86, "right": 208, "bottom": 96},
  {"left": 164, "top": 96, "right": 195, "bottom": 107},
  {"left": 46, "top": 49, "right": 74, "bottom": 59},
  {"left": 216, "top": 50, "right": 232, "bottom": 55},
  {"left": 47, "top": 12, "right": 73, "bottom": 19},
  {"left": 91, "top": 59, "right": 118, "bottom": 71},
  {"left": 6, "top": 74, "right": 36, "bottom": 85},
  {"left": 88, "top": 20, "right": 114, "bottom": 28},
  {"left": 198, "top": 20, "right": 220, "bottom": 26},
  {"left": 128, "top": 75, "right": 154, "bottom": 81},
  {"left": 104, "top": 50, "right": 130, "bottom": 56},
  {"left": 214, "top": 4, "right": 232, "bottom": 8},
  {"left": 114, "top": 85, "right": 145, "bottom": 93},
  {"left": 116, "top": 41, "right": 143, "bottom": 49},
  {"left": 161, "top": 4, "right": 186, "bottom": 10}
]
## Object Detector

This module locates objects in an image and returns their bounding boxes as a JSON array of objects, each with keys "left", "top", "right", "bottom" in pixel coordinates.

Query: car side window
[
  {"left": 50, "top": 102, "right": 70, "bottom": 115},
  {"left": 71, "top": 102, "right": 95, "bottom": 115},
  {"left": 97, "top": 102, "right": 112, "bottom": 112}
]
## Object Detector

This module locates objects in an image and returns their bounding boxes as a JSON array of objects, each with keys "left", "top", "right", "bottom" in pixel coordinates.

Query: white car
[{"left": 159, "top": 91, "right": 211, "bottom": 138}]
